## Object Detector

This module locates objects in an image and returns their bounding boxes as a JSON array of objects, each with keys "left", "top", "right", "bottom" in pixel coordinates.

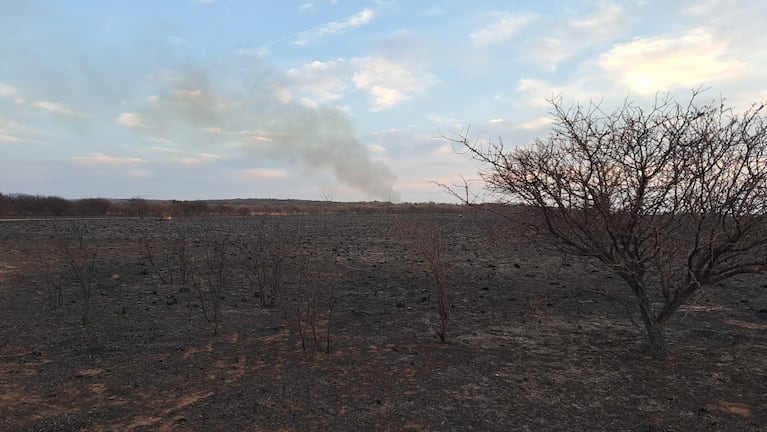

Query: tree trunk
[
  {"left": 637, "top": 298, "right": 668, "bottom": 359},
  {"left": 622, "top": 275, "right": 670, "bottom": 359}
]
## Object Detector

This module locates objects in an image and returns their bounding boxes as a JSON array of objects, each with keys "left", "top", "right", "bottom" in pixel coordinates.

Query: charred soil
[{"left": 0, "top": 212, "right": 765, "bottom": 431}]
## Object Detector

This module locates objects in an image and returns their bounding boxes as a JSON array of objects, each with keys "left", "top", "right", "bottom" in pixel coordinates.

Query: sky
[{"left": 1, "top": 0, "right": 766, "bottom": 203}]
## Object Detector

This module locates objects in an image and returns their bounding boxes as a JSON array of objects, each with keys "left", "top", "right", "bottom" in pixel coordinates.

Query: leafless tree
[
  {"left": 55, "top": 223, "right": 99, "bottom": 326},
  {"left": 282, "top": 256, "right": 342, "bottom": 355},
  {"left": 139, "top": 226, "right": 191, "bottom": 287},
  {"left": 242, "top": 221, "right": 287, "bottom": 308},
  {"left": 191, "top": 230, "right": 232, "bottom": 334},
  {"left": 448, "top": 90, "right": 767, "bottom": 358},
  {"left": 411, "top": 223, "right": 453, "bottom": 343}
]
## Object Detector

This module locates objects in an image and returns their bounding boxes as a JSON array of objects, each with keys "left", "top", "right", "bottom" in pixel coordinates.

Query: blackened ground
[{"left": 0, "top": 212, "right": 765, "bottom": 431}]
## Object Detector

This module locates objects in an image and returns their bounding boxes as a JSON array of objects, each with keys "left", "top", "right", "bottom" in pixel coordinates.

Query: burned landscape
[{"left": 1, "top": 209, "right": 766, "bottom": 431}]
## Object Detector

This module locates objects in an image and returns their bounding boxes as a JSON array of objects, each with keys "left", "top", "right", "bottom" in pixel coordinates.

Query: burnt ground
[{"left": 0, "top": 212, "right": 765, "bottom": 431}]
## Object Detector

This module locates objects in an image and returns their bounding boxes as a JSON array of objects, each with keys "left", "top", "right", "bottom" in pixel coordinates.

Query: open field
[{"left": 0, "top": 211, "right": 766, "bottom": 431}]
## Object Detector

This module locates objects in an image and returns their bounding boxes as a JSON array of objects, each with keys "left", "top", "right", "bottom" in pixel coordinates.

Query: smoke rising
[
  {"left": 1, "top": 2, "right": 401, "bottom": 201},
  {"left": 131, "top": 57, "right": 401, "bottom": 201}
]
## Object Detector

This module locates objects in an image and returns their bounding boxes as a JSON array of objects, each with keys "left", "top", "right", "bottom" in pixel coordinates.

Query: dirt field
[{"left": 0, "top": 212, "right": 765, "bottom": 431}]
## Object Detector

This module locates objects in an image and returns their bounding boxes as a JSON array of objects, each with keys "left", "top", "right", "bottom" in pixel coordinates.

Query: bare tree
[
  {"left": 242, "top": 221, "right": 287, "bottom": 308},
  {"left": 55, "top": 223, "right": 99, "bottom": 326},
  {"left": 191, "top": 230, "right": 232, "bottom": 334},
  {"left": 411, "top": 223, "right": 453, "bottom": 343},
  {"left": 282, "top": 256, "right": 342, "bottom": 355},
  {"left": 449, "top": 90, "right": 767, "bottom": 359}
]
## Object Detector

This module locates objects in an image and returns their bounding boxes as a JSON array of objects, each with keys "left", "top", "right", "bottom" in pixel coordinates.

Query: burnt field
[{"left": 0, "top": 211, "right": 766, "bottom": 431}]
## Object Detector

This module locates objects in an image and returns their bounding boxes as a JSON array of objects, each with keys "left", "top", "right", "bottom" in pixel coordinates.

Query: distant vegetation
[{"left": 0, "top": 193, "right": 463, "bottom": 218}]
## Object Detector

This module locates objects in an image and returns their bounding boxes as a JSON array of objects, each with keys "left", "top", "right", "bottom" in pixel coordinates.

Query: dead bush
[
  {"left": 191, "top": 229, "right": 233, "bottom": 334},
  {"left": 54, "top": 223, "right": 99, "bottom": 325},
  {"left": 242, "top": 221, "right": 288, "bottom": 308},
  {"left": 410, "top": 222, "right": 454, "bottom": 343},
  {"left": 282, "top": 256, "right": 343, "bottom": 355}
]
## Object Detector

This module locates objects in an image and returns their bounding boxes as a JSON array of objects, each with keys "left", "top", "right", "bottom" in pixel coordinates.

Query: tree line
[{"left": 0, "top": 193, "right": 463, "bottom": 218}]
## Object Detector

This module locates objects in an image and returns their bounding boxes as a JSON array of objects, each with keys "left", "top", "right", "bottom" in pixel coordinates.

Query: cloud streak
[
  {"left": 470, "top": 12, "right": 537, "bottom": 46},
  {"left": 71, "top": 154, "right": 145, "bottom": 167},
  {"left": 0, "top": 83, "right": 16, "bottom": 97},
  {"left": 116, "top": 112, "right": 146, "bottom": 128},
  {"left": 294, "top": 8, "right": 374, "bottom": 45},
  {"left": 0, "top": 133, "right": 23, "bottom": 143},
  {"left": 242, "top": 168, "right": 288, "bottom": 178},
  {"left": 31, "top": 101, "right": 88, "bottom": 117}
]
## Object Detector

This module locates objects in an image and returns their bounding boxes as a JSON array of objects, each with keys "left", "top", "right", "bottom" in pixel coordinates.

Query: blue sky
[{"left": 2, "top": 0, "right": 766, "bottom": 202}]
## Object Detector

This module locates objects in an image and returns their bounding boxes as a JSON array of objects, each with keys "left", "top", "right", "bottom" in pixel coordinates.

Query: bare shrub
[
  {"left": 282, "top": 256, "right": 342, "bottom": 354},
  {"left": 448, "top": 90, "right": 767, "bottom": 358},
  {"left": 191, "top": 229, "right": 233, "bottom": 334},
  {"left": 173, "top": 230, "right": 191, "bottom": 286},
  {"left": 139, "top": 225, "right": 192, "bottom": 287},
  {"left": 409, "top": 222, "right": 454, "bottom": 343},
  {"left": 54, "top": 223, "right": 99, "bottom": 325},
  {"left": 141, "top": 235, "right": 173, "bottom": 285},
  {"left": 37, "top": 250, "right": 63, "bottom": 314},
  {"left": 242, "top": 221, "right": 287, "bottom": 308}
]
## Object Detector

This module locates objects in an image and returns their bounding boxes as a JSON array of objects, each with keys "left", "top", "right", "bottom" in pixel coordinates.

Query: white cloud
[
  {"left": 0, "top": 83, "right": 16, "bottom": 98},
  {"left": 271, "top": 85, "right": 293, "bottom": 104},
  {"left": 71, "top": 154, "right": 144, "bottom": 167},
  {"left": 331, "top": 8, "right": 374, "bottom": 32},
  {"left": 150, "top": 136, "right": 173, "bottom": 144},
  {"left": 515, "top": 77, "right": 605, "bottom": 108},
  {"left": 147, "top": 146, "right": 223, "bottom": 167},
  {"left": 284, "top": 60, "right": 350, "bottom": 102},
  {"left": 31, "top": 101, "right": 87, "bottom": 117},
  {"left": 116, "top": 112, "right": 146, "bottom": 128},
  {"left": 599, "top": 28, "right": 749, "bottom": 94},
  {"left": 515, "top": 116, "right": 555, "bottom": 130},
  {"left": 294, "top": 8, "right": 374, "bottom": 44},
  {"left": 0, "top": 121, "right": 40, "bottom": 144},
  {"left": 367, "top": 143, "right": 387, "bottom": 154},
  {"left": 175, "top": 89, "right": 204, "bottom": 100},
  {"left": 522, "top": 4, "right": 631, "bottom": 71},
  {"left": 516, "top": 78, "right": 563, "bottom": 107},
  {"left": 523, "top": 38, "right": 570, "bottom": 71},
  {"left": 280, "top": 56, "right": 437, "bottom": 111},
  {"left": 300, "top": 97, "right": 319, "bottom": 109},
  {"left": 0, "top": 133, "right": 23, "bottom": 143},
  {"left": 435, "top": 143, "right": 456, "bottom": 155},
  {"left": 298, "top": 2, "right": 314, "bottom": 13},
  {"left": 683, "top": 0, "right": 731, "bottom": 15},
  {"left": 205, "top": 127, "right": 272, "bottom": 138},
  {"left": 470, "top": 12, "right": 537, "bottom": 46},
  {"left": 569, "top": 4, "right": 630, "bottom": 39},
  {"left": 242, "top": 168, "right": 288, "bottom": 179},
  {"left": 425, "top": 114, "right": 462, "bottom": 129},
  {"left": 351, "top": 56, "right": 438, "bottom": 111},
  {"left": 172, "top": 153, "right": 221, "bottom": 166}
]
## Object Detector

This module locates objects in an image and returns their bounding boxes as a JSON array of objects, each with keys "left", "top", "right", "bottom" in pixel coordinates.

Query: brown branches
[
  {"left": 54, "top": 223, "right": 99, "bottom": 326},
  {"left": 410, "top": 222, "right": 454, "bottom": 343},
  {"left": 451, "top": 89, "right": 767, "bottom": 358}
]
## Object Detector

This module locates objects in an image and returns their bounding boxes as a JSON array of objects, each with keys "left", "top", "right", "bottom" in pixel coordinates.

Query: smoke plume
[{"left": 133, "top": 57, "right": 401, "bottom": 201}]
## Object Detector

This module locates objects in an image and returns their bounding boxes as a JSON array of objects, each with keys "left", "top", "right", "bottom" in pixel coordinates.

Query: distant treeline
[{"left": 0, "top": 193, "right": 465, "bottom": 218}]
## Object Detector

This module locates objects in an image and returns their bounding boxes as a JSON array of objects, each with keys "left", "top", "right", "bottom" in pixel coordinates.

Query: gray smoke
[
  {"left": 1, "top": 1, "right": 401, "bottom": 201},
  {"left": 137, "top": 57, "right": 401, "bottom": 201}
]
